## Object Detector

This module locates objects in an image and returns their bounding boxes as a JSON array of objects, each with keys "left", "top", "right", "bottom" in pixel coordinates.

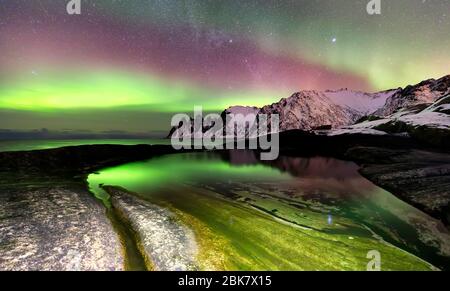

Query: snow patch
[
  {"left": 324, "top": 89, "right": 397, "bottom": 115},
  {"left": 399, "top": 111, "right": 450, "bottom": 130}
]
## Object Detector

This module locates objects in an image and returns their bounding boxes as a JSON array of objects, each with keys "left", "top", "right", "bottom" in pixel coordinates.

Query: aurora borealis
[{"left": 0, "top": 0, "right": 449, "bottom": 132}]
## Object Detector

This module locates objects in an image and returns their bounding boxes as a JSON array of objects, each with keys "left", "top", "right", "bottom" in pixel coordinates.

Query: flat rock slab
[
  {"left": 104, "top": 186, "right": 198, "bottom": 271},
  {"left": 0, "top": 183, "right": 124, "bottom": 271},
  {"left": 0, "top": 144, "right": 179, "bottom": 271}
]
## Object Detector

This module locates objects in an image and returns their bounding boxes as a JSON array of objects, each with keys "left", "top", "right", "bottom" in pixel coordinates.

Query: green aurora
[{"left": 0, "top": 0, "right": 449, "bottom": 132}]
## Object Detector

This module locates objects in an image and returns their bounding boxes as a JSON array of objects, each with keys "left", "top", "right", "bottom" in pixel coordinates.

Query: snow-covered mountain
[
  {"left": 374, "top": 75, "right": 450, "bottom": 117},
  {"left": 223, "top": 88, "right": 397, "bottom": 131},
  {"left": 222, "top": 106, "right": 260, "bottom": 117},
  {"left": 258, "top": 91, "right": 356, "bottom": 131},
  {"left": 327, "top": 76, "right": 450, "bottom": 145},
  {"left": 398, "top": 95, "right": 450, "bottom": 130},
  {"left": 324, "top": 88, "right": 399, "bottom": 116},
  {"left": 169, "top": 75, "right": 450, "bottom": 141},
  {"left": 330, "top": 93, "right": 450, "bottom": 147},
  {"left": 221, "top": 75, "right": 449, "bottom": 133}
]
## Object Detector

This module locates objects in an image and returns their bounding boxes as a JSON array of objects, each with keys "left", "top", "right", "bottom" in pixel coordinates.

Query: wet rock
[
  {"left": 345, "top": 147, "right": 450, "bottom": 224},
  {"left": 0, "top": 182, "right": 124, "bottom": 270},
  {"left": 103, "top": 186, "right": 198, "bottom": 271},
  {"left": 0, "top": 144, "right": 178, "bottom": 271}
]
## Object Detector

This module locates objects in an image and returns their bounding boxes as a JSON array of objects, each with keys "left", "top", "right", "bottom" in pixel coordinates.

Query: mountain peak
[
  {"left": 170, "top": 74, "right": 449, "bottom": 138},
  {"left": 375, "top": 74, "right": 450, "bottom": 116}
]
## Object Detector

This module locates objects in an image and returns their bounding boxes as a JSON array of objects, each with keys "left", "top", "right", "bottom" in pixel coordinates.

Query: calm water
[
  {"left": 89, "top": 151, "right": 450, "bottom": 270},
  {"left": 0, "top": 139, "right": 170, "bottom": 152}
]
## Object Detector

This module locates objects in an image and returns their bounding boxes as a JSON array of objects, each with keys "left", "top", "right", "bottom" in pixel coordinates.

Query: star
[{"left": 331, "top": 37, "right": 337, "bottom": 43}]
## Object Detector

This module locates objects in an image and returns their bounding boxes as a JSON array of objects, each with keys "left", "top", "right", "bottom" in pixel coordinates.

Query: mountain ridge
[
  {"left": 223, "top": 74, "right": 450, "bottom": 130},
  {"left": 168, "top": 75, "right": 450, "bottom": 143}
]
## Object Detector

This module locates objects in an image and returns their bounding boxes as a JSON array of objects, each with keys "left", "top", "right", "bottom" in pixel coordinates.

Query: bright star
[{"left": 331, "top": 37, "right": 337, "bottom": 43}]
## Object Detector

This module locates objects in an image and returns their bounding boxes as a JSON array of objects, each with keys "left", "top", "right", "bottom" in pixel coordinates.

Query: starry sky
[{"left": 0, "top": 0, "right": 449, "bottom": 133}]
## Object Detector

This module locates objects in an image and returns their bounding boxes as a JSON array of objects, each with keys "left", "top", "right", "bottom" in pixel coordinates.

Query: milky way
[{"left": 0, "top": 0, "right": 449, "bottom": 132}]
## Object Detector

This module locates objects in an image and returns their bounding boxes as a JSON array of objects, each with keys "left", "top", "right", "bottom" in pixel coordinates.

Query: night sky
[{"left": 0, "top": 0, "right": 449, "bottom": 133}]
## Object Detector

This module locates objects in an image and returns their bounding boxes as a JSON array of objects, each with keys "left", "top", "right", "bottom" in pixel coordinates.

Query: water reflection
[{"left": 89, "top": 150, "right": 450, "bottom": 270}]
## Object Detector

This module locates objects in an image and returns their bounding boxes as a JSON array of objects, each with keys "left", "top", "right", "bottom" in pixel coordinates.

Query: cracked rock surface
[
  {"left": 104, "top": 186, "right": 198, "bottom": 271},
  {"left": 0, "top": 144, "right": 176, "bottom": 270},
  {"left": 0, "top": 182, "right": 124, "bottom": 270}
]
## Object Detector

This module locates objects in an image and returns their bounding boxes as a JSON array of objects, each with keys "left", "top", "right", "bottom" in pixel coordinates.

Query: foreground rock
[
  {"left": 1, "top": 142, "right": 448, "bottom": 270},
  {"left": 0, "top": 144, "right": 177, "bottom": 271},
  {"left": 0, "top": 181, "right": 123, "bottom": 270},
  {"left": 103, "top": 186, "right": 198, "bottom": 271}
]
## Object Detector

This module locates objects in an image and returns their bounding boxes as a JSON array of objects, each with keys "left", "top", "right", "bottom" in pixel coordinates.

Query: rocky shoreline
[
  {"left": 0, "top": 144, "right": 177, "bottom": 270},
  {"left": 0, "top": 140, "right": 448, "bottom": 270},
  {"left": 345, "top": 147, "right": 450, "bottom": 224},
  {"left": 276, "top": 130, "right": 450, "bottom": 224}
]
